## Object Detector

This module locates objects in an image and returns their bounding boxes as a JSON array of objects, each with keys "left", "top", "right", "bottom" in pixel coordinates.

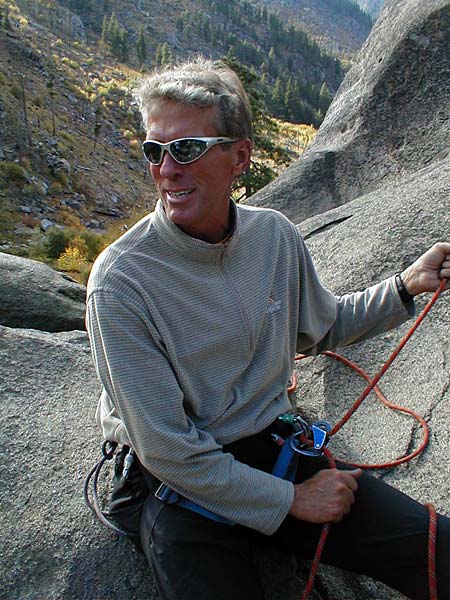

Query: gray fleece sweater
[{"left": 86, "top": 199, "right": 411, "bottom": 535}]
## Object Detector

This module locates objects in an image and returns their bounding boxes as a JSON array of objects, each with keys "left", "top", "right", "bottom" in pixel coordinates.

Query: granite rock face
[
  {"left": 291, "top": 155, "right": 450, "bottom": 599},
  {"left": 0, "top": 252, "right": 86, "bottom": 332},
  {"left": 248, "top": 0, "right": 450, "bottom": 224}
]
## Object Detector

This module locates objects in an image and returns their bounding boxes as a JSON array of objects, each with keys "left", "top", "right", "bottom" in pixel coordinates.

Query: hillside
[
  {"left": 56, "top": 0, "right": 345, "bottom": 124},
  {"left": 258, "top": 0, "right": 373, "bottom": 57},
  {"left": 0, "top": 0, "right": 323, "bottom": 273},
  {"left": 352, "top": 0, "right": 385, "bottom": 19},
  {"left": 0, "top": 2, "right": 154, "bottom": 262}
]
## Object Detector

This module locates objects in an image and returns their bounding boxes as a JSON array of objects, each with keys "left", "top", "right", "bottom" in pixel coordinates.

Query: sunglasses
[{"left": 142, "top": 136, "right": 238, "bottom": 166}]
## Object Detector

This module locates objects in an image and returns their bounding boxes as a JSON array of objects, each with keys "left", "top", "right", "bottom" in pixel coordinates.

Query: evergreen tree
[
  {"left": 136, "top": 27, "right": 147, "bottom": 66},
  {"left": 92, "top": 104, "right": 102, "bottom": 152},
  {"left": 18, "top": 77, "right": 32, "bottom": 148},
  {"left": 155, "top": 43, "right": 173, "bottom": 67},
  {"left": 155, "top": 44, "right": 163, "bottom": 66},
  {"left": 110, "top": 26, "right": 121, "bottom": 58},
  {"left": 119, "top": 29, "right": 129, "bottom": 62},
  {"left": 318, "top": 82, "right": 332, "bottom": 115},
  {"left": 0, "top": 4, "right": 12, "bottom": 30},
  {"left": 175, "top": 15, "right": 184, "bottom": 33},
  {"left": 271, "top": 78, "right": 284, "bottom": 115},
  {"left": 222, "top": 58, "right": 291, "bottom": 200},
  {"left": 162, "top": 43, "right": 173, "bottom": 66},
  {"left": 100, "top": 14, "right": 109, "bottom": 48},
  {"left": 261, "top": 6, "right": 268, "bottom": 23}
]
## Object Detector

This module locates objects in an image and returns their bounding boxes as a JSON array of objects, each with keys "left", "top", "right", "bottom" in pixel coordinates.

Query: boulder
[
  {"left": 46, "top": 154, "right": 71, "bottom": 177},
  {"left": 0, "top": 326, "right": 302, "bottom": 600},
  {"left": 0, "top": 253, "right": 86, "bottom": 332},
  {"left": 248, "top": 0, "right": 450, "bottom": 224}
]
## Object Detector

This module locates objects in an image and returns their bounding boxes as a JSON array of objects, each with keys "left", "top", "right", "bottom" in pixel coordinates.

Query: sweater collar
[{"left": 152, "top": 199, "right": 240, "bottom": 263}]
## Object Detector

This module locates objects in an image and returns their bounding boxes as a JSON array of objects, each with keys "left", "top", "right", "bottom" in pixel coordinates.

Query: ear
[{"left": 232, "top": 139, "right": 252, "bottom": 177}]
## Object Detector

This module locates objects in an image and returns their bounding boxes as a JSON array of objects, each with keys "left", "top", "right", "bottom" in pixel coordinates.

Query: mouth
[{"left": 166, "top": 188, "right": 195, "bottom": 201}]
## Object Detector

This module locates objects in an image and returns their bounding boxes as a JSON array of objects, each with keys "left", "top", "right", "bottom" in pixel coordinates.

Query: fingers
[
  {"left": 401, "top": 243, "right": 450, "bottom": 295},
  {"left": 345, "top": 468, "right": 363, "bottom": 491},
  {"left": 331, "top": 470, "right": 361, "bottom": 521},
  {"left": 289, "top": 468, "right": 363, "bottom": 524},
  {"left": 440, "top": 254, "right": 450, "bottom": 284}
]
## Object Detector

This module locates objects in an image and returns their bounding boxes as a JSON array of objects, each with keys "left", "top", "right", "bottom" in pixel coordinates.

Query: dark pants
[{"left": 140, "top": 424, "right": 450, "bottom": 600}]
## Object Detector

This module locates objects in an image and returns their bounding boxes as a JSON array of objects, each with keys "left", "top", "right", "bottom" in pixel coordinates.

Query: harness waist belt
[
  {"left": 155, "top": 483, "right": 235, "bottom": 525},
  {"left": 153, "top": 414, "right": 330, "bottom": 525}
]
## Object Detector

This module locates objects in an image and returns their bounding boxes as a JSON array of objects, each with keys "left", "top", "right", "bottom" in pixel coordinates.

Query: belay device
[{"left": 272, "top": 414, "right": 331, "bottom": 481}]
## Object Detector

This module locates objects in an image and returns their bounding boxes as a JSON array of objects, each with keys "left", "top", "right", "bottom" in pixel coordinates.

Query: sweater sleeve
[
  {"left": 295, "top": 234, "right": 414, "bottom": 354},
  {"left": 86, "top": 289, "right": 294, "bottom": 535}
]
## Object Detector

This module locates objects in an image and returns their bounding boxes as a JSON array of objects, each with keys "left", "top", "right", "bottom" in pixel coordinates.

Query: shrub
[
  {"left": 61, "top": 57, "right": 73, "bottom": 67},
  {"left": 54, "top": 171, "right": 68, "bottom": 186},
  {"left": 60, "top": 130, "right": 74, "bottom": 142},
  {"left": 10, "top": 81, "right": 22, "bottom": 99},
  {"left": 79, "top": 230, "right": 107, "bottom": 261},
  {"left": 22, "top": 181, "right": 46, "bottom": 197},
  {"left": 78, "top": 262, "right": 92, "bottom": 285},
  {"left": 0, "top": 161, "right": 27, "bottom": 181},
  {"left": 67, "top": 235, "right": 89, "bottom": 258},
  {"left": 56, "top": 207, "right": 82, "bottom": 228},
  {"left": 19, "top": 157, "right": 31, "bottom": 170},
  {"left": 128, "top": 147, "right": 142, "bottom": 160},
  {"left": 122, "top": 129, "right": 135, "bottom": 140},
  {"left": 32, "top": 94, "right": 44, "bottom": 107},
  {"left": 128, "top": 139, "right": 141, "bottom": 149},
  {"left": 21, "top": 214, "right": 39, "bottom": 228},
  {"left": 48, "top": 181, "right": 64, "bottom": 195},
  {"left": 45, "top": 226, "right": 73, "bottom": 259},
  {"left": 44, "top": 118, "right": 56, "bottom": 134},
  {"left": 56, "top": 246, "right": 87, "bottom": 272}
]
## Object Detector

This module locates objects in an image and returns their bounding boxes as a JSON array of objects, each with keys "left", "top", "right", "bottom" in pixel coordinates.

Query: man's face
[{"left": 146, "top": 100, "right": 251, "bottom": 243}]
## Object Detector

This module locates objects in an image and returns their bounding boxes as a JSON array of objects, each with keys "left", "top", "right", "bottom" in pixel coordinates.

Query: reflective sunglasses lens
[
  {"left": 171, "top": 139, "right": 208, "bottom": 163},
  {"left": 143, "top": 142, "right": 163, "bottom": 164}
]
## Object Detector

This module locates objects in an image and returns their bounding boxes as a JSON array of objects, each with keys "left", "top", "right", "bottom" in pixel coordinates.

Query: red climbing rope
[
  {"left": 425, "top": 503, "right": 438, "bottom": 600},
  {"left": 303, "top": 350, "right": 430, "bottom": 470},
  {"left": 294, "top": 278, "right": 447, "bottom": 600}
]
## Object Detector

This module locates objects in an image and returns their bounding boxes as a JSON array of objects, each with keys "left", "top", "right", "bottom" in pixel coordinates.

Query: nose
[{"left": 157, "top": 149, "right": 184, "bottom": 178}]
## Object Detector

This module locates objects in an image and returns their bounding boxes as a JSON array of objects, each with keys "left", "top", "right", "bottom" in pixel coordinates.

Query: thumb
[{"left": 349, "top": 468, "right": 363, "bottom": 479}]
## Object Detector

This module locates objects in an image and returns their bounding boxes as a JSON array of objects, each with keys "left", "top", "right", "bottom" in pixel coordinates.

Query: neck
[{"left": 170, "top": 201, "right": 235, "bottom": 244}]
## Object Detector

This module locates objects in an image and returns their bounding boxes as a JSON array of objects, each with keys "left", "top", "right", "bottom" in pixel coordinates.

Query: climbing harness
[
  {"left": 291, "top": 277, "right": 448, "bottom": 600},
  {"left": 84, "top": 442, "right": 234, "bottom": 535}
]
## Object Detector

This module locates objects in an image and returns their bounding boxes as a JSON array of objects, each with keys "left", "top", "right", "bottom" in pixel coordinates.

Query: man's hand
[
  {"left": 288, "top": 468, "right": 363, "bottom": 524},
  {"left": 401, "top": 242, "right": 450, "bottom": 297}
]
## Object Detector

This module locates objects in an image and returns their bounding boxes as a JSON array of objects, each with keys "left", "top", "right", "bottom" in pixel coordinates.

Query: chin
[{"left": 166, "top": 206, "right": 197, "bottom": 227}]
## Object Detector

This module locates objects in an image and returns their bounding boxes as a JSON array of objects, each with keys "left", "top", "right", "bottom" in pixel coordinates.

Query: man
[{"left": 86, "top": 57, "right": 450, "bottom": 600}]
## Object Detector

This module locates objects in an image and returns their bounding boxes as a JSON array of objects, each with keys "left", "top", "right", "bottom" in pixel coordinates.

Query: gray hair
[{"left": 133, "top": 57, "right": 253, "bottom": 140}]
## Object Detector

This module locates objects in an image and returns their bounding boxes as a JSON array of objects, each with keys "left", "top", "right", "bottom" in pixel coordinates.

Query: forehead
[{"left": 146, "top": 100, "right": 221, "bottom": 141}]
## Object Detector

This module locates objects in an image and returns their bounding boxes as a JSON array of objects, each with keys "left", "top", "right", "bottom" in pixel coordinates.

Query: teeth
[{"left": 168, "top": 189, "right": 193, "bottom": 198}]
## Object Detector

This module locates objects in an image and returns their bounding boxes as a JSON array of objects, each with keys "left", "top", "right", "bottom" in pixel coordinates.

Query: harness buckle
[{"left": 155, "top": 482, "right": 179, "bottom": 503}]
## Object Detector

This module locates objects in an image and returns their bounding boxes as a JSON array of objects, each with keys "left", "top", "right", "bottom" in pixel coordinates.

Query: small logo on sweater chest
[{"left": 266, "top": 298, "right": 282, "bottom": 314}]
